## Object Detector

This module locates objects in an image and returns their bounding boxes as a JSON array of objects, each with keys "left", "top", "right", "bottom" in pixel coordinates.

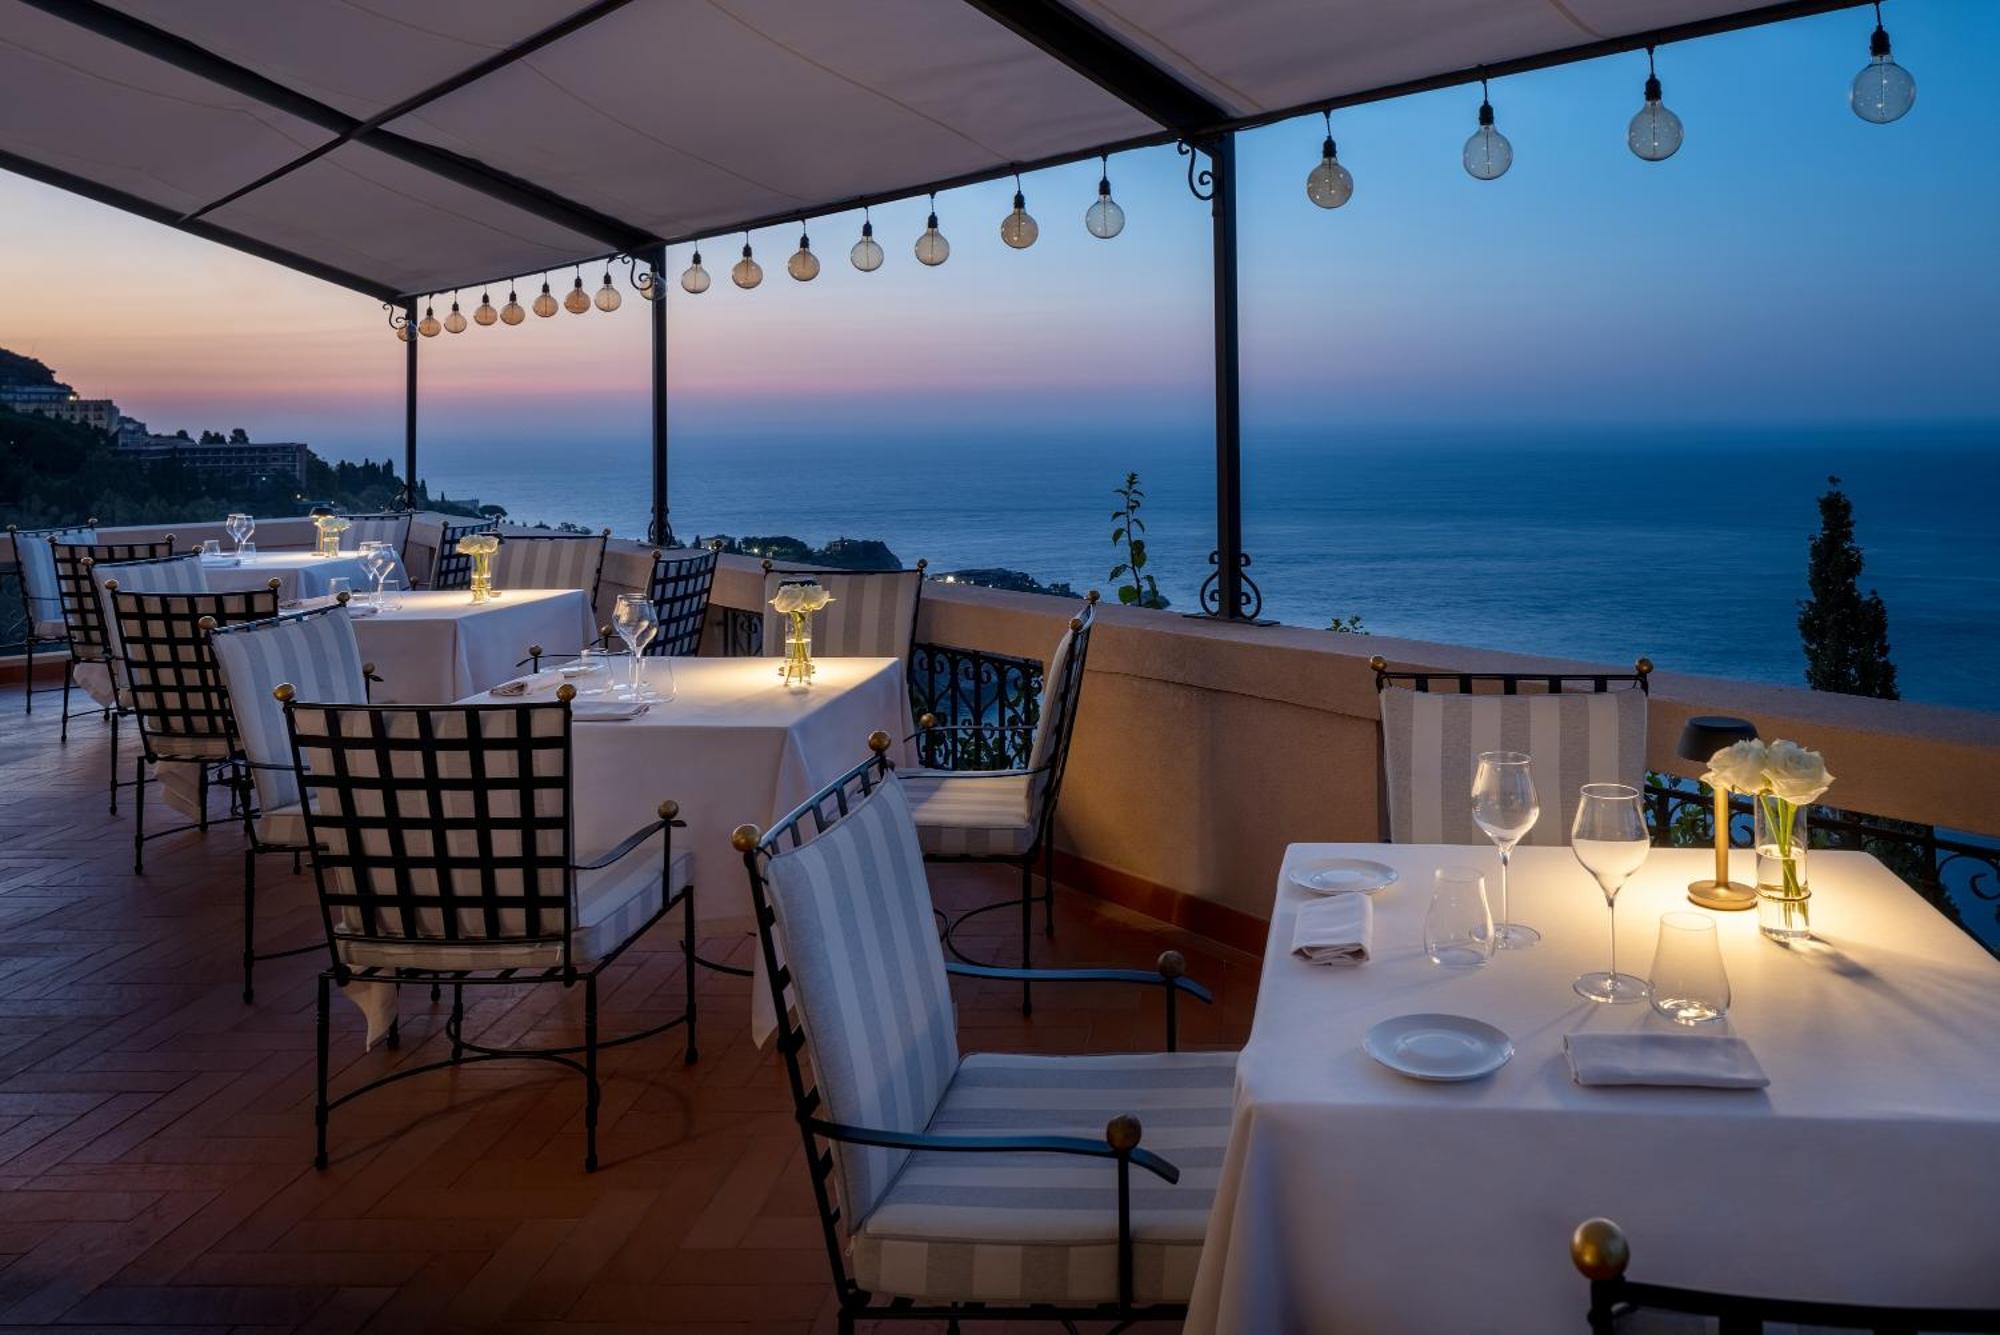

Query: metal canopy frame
[{"left": 5, "top": 0, "right": 1869, "bottom": 606}]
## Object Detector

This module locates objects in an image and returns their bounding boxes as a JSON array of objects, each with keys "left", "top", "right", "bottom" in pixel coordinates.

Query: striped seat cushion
[
  {"left": 342, "top": 513, "right": 411, "bottom": 552},
  {"left": 17, "top": 526, "right": 87, "bottom": 636},
  {"left": 209, "top": 609, "right": 368, "bottom": 818},
  {"left": 1379, "top": 687, "right": 1647, "bottom": 846},
  {"left": 760, "top": 569, "right": 922, "bottom": 661},
  {"left": 851, "top": 1050, "right": 1238, "bottom": 1307},
  {"left": 901, "top": 770, "right": 1034, "bottom": 857},
  {"left": 337, "top": 845, "right": 690, "bottom": 972},
  {"left": 764, "top": 777, "right": 958, "bottom": 1226},
  {"left": 491, "top": 534, "right": 606, "bottom": 596}
]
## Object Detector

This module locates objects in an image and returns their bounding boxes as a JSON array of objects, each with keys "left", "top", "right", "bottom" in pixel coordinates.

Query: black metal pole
[
  {"left": 1210, "top": 132, "right": 1246, "bottom": 620},
  {"left": 403, "top": 298, "right": 418, "bottom": 510},
  {"left": 648, "top": 245, "right": 670, "bottom": 547}
]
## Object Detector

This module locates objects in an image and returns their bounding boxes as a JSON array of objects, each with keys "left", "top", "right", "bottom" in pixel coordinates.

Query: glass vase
[
  {"left": 1754, "top": 795, "right": 1811, "bottom": 942},
  {"left": 780, "top": 614, "right": 814, "bottom": 690}
]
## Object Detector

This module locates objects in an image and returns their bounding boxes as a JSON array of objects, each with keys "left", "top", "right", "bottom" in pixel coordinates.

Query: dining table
[
  {"left": 341, "top": 588, "right": 595, "bottom": 705},
  {"left": 200, "top": 549, "right": 404, "bottom": 601},
  {"left": 1184, "top": 842, "right": 2000, "bottom": 1334}
]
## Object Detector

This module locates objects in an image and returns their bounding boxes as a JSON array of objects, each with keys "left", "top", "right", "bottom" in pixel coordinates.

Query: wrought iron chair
[
  {"left": 208, "top": 604, "right": 376, "bottom": 1004},
  {"left": 1371, "top": 654, "right": 1652, "bottom": 845},
  {"left": 53, "top": 538, "right": 176, "bottom": 811},
  {"left": 340, "top": 511, "right": 413, "bottom": 553},
  {"left": 646, "top": 546, "right": 717, "bottom": 657},
  {"left": 759, "top": 559, "right": 926, "bottom": 665},
  {"left": 6, "top": 519, "right": 93, "bottom": 717},
  {"left": 1571, "top": 1217, "right": 2000, "bottom": 1334},
  {"left": 104, "top": 571, "right": 281, "bottom": 874},
  {"left": 734, "top": 736, "right": 1228, "bottom": 1333},
  {"left": 425, "top": 518, "right": 498, "bottom": 591},
  {"left": 905, "top": 593, "right": 1098, "bottom": 1014},
  {"left": 280, "top": 687, "right": 697, "bottom": 1171},
  {"left": 491, "top": 529, "right": 612, "bottom": 606}
]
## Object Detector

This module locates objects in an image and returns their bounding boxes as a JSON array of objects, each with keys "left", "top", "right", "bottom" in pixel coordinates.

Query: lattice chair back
[
  {"left": 760, "top": 563, "right": 925, "bottom": 662},
  {"left": 342, "top": 512, "right": 413, "bottom": 553},
  {"left": 1025, "top": 595, "right": 1097, "bottom": 827},
  {"left": 88, "top": 553, "right": 207, "bottom": 699},
  {"left": 8, "top": 521, "right": 92, "bottom": 641},
  {"left": 1374, "top": 658, "right": 1651, "bottom": 847},
  {"left": 108, "top": 585, "right": 279, "bottom": 763},
  {"left": 491, "top": 530, "right": 610, "bottom": 604},
  {"left": 744, "top": 762, "right": 958, "bottom": 1231},
  {"left": 645, "top": 547, "right": 717, "bottom": 657},
  {"left": 282, "top": 700, "right": 578, "bottom": 975},
  {"left": 429, "top": 519, "right": 499, "bottom": 591},
  {"left": 209, "top": 606, "right": 369, "bottom": 819},
  {"left": 53, "top": 536, "right": 174, "bottom": 664}
]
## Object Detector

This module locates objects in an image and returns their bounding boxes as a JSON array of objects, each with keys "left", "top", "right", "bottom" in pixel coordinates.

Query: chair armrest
[
  {"left": 946, "top": 957, "right": 1213, "bottom": 1005},
  {"left": 805, "top": 1118, "right": 1180, "bottom": 1184},
  {"left": 572, "top": 801, "right": 682, "bottom": 871}
]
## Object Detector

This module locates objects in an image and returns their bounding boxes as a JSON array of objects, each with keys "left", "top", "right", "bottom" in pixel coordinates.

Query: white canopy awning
[{"left": 0, "top": 0, "right": 1860, "bottom": 301}]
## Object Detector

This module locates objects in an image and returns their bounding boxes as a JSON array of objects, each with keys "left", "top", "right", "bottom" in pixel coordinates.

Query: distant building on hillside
[
  {"left": 0, "top": 383, "right": 122, "bottom": 437},
  {"left": 0, "top": 368, "right": 307, "bottom": 486}
]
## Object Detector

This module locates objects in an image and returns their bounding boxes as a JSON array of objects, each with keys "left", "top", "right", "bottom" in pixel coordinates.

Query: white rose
[
  {"left": 770, "top": 584, "right": 806, "bottom": 615},
  {"left": 1702, "top": 738, "right": 1768, "bottom": 794},
  {"left": 1762, "top": 740, "right": 1833, "bottom": 804},
  {"left": 799, "top": 584, "right": 833, "bottom": 612}
]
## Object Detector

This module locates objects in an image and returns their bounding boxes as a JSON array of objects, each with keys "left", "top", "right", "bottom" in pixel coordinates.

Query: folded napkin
[
  {"left": 488, "top": 670, "right": 565, "bottom": 697},
  {"left": 572, "top": 700, "right": 649, "bottom": 722},
  {"left": 1564, "top": 1032, "right": 1769, "bottom": 1089},
  {"left": 1291, "top": 893, "right": 1373, "bottom": 966}
]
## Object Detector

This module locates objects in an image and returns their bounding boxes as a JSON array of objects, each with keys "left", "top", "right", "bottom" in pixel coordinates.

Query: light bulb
[
  {"left": 788, "top": 232, "right": 820, "bottom": 281},
  {"left": 1851, "top": 19, "right": 1914, "bottom": 123},
  {"left": 563, "top": 274, "right": 591, "bottom": 314},
  {"left": 474, "top": 291, "right": 498, "bottom": 326},
  {"left": 594, "top": 271, "right": 621, "bottom": 311},
  {"left": 639, "top": 268, "right": 662, "bottom": 301},
  {"left": 732, "top": 243, "right": 762, "bottom": 289},
  {"left": 1627, "top": 75, "right": 1683, "bottom": 161},
  {"left": 501, "top": 289, "right": 525, "bottom": 325},
  {"left": 396, "top": 322, "right": 412, "bottom": 342},
  {"left": 1463, "top": 99, "right": 1512, "bottom": 181},
  {"left": 444, "top": 300, "right": 466, "bottom": 334},
  {"left": 915, "top": 210, "right": 949, "bottom": 266},
  {"left": 418, "top": 305, "right": 441, "bottom": 337},
  {"left": 1085, "top": 175, "right": 1125, "bottom": 239},
  {"left": 850, "top": 219, "right": 883, "bottom": 272},
  {"left": 681, "top": 252, "right": 711, "bottom": 294},
  {"left": 1000, "top": 190, "right": 1038, "bottom": 248},
  {"left": 532, "top": 281, "right": 558, "bottom": 318},
  {"left": 1306, "top": 135, "right": 1353, "bottom": 208}
]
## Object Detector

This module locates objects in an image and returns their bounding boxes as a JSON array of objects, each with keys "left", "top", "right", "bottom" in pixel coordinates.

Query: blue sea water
[{"left": 424, "top": 423, "right": 2000, "bottom": 712}]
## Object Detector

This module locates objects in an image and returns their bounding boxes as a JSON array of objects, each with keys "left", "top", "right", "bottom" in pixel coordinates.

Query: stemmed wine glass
[
  {"left": 359, "top": 542, "right": 395, "bottom": 607},
  {"left": 225, "top": 513, "right": 254, "bottom": 555},
  {"left": 1569, "top": 783, "right": 1653, "bottom": 1003},
  {"left": 612, "top": 594, "right": 658, "bottom": 700},
  {"left": 1471, "top": 751, "right": 1541, "bottom": 948}
]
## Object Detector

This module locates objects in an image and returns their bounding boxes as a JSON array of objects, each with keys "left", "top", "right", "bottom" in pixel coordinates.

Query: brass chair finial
[
  {"left": 556, "top": 682, "right": 577, "bottom": 703},
  {"left": 915, "top": 557, "right": 928, "bottom": 573},
  {"left": 197, "top": 615, "right": 217, "bottom": 633},
  {"left": 528, "top": 643, "right": 543, "bottom": 659},
  {"left": 1156, "top": 950, "right": 1185, "bottom": 979},
  {"left": 102, "top": 577, "right": 118, "bottom": 592},
  {"left": 1086, "top": 588, "right": 1100, "bottom": 603},
  {"left": 1105, "top": 1114, "right": 1143, "bottom": 1152},
  {"left": 1368, "top": 654, "right": 1387, "bottom": 673},
  {"left": 730, "top": 823, "right": 762, "bottom": 852},
  {"left": 658, "top": 799, "right": 679, "bottom": 821},
  {"left": 273, "top": 682, "right": 296, "bottom": 703},
  {"left": 267, "top": 577, "right": 282, "bottom": 592},
  {"left": 1635, "top": 657, "right": 1654, "bottom": 677},
  {"left": 1570, "top": 1218, "right": 1629, "bottom": 1281},
  {"left": 867, "top": 730, "right": 892, "bottom": 755}
]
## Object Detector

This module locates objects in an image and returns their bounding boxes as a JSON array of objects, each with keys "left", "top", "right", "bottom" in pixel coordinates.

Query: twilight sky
[{"left": 0, "top": 0, "right": 1994, "bottom": 474}]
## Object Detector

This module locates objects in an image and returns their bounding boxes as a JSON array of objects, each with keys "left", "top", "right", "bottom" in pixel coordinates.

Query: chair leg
[
  {"left": 131, "top": 754, "right": 147, "bottom": 874},
  {"left": 1019, "top": 860, "right": 1034, "bottom": 1017},
  {"left": 682, "top": 879, "right": 699, "bottom": 1065},
  {"left": 21, "top": 640, "right": 31, "bottom": 715},
  {"left": 197, "top": 764, "right": 209, "bottom": 833},
  {"left": 1043, "top": 839, "right": 1056, "bottom": 938},
  {"left": 107, "top": 711, "right": 120, "bottom": 814},
  {"left": 313, "top": 973, "right": 331, "bottom": 1169},
  {"left": 241, "top": 846, "right": 257, "bottom": 1004},
  {"left": 59, "top": 667, "right": 71, "bottom": 741},
  {"left": 583, "top": 973, "right": 601, "bottom": 1172},
  {"left": 449, "top": 985, "right": 465, "bottom": 1063}
]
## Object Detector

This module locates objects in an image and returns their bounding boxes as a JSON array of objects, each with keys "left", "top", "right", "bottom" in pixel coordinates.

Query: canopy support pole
[
  {"left": 647, "top": 246, "right": 671, "bottom": 547},
  {"left": 403, "top": 298, "right": 418, "bottom": 511},
  {"left": 1192, "top": 133, "right": 1265, "bottom": 623}
]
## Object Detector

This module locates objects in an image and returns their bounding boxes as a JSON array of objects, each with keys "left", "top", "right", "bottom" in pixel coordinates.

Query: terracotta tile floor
[{"left": 0, "top": 685, "right": 1257, "bottom": 1333}]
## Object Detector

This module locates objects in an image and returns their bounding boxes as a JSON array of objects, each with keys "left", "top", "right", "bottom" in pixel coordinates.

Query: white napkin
[
  {"left": 572, "top": 700, "right": 649, "bottom": 722},
  {"left": 488, "top": 669, "right": 565, "bottom": 697},
  {"left": 1564, "top": 1032, "right": 1769, "bottom": 1089},
  {"left": 1291, "top": 893, "right": 1373, "bottom": 966}
]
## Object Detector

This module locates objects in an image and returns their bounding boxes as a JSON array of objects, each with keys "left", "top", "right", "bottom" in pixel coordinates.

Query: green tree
[
  {"left": 1798, "top": 475, "right": 1898, "bottom": 700},
  {"left": 1109, "top": 471, "right": 1168, "bottom": 609}
]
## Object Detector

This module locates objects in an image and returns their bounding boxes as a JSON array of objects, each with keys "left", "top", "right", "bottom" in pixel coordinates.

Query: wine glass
[
  {"left": 1471, "top": 751, "right": 1541, "bottom": 948},
  {"left": 359, "top": 542, "right": 395, "bottom": 605},
  {"left": 1569, "top": 783, "right": 1652, "bottom": 1004},
  {"left": 612, "top": 594, "right": 658, "bottom": 699},
  {"left": 225, "top": 513, "right": 253, "bottom": 555}
]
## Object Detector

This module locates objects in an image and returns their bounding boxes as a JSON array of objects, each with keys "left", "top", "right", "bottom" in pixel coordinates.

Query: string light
[
  {"left": 1628, "top": 46, "right": 1684, "bottom": 161},
  {"left": 1852, "top": 1, "right": 1915, "bottom": 123},
  {"left": 563, "top": 267, "right": 591, "bottom": 314},
  {"left": 1306, "top": 111, "right": 1354, "bottom": 208},
  {"left": 532, "top": 275, "right": 559, "bottom": 318},
  {"left": 474, "top": 289, "right": 498, "bottom": 326},
  {"left": 594, "top": 268, "right": 621, "bottom": 311},
  {"left": 501, "top": 286, "right": 525, "bottom": 325},
  {"left": 851, "top": 207, "right": 884, "bottom": 272},
  {"left": 418, "top": 303, "right": 441, "bottom": 337},
  {"left": 1085, "top": 154, "right": 1125, "bottom": 239},
  {"left": 443, "top": 292, "right": 467, "bottom": 334},
  {"left": 682, "top": 249, "right": 711, "bottom": 294},
  {"left": 915, "top": 193, "right": 950, "bottom": 266},
  {"left": 788, "top": 224, "right": 821, "bottom": 281},
  {"left": 1000, "top": 175, "right": 1038, "bottom": 249},
  {"left": 1463, "top": 76, "right": 1513, "bottom": 181},
  {"left": 732, "top": 234, "right": 763, "bottom": 289}
]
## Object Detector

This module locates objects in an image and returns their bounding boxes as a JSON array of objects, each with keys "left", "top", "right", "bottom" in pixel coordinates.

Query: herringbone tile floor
[{"left": 0, "top": 684, "right": 1256, "bottom": 1333}]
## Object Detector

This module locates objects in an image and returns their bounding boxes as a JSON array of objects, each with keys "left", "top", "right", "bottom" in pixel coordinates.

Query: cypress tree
[{"left": 1798, "top": 475, "right": 1899, "bottom": 700}]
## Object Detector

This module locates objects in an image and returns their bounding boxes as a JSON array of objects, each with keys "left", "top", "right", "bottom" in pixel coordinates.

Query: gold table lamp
[{"left": 1679, "top": 715, "right": 1758, "bottom": 910}]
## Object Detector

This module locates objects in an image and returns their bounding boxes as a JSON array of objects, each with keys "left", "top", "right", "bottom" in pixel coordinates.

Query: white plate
[
  {"left": 1288, "top": 857, "right": 1399, "bottom": 896},
  {"left": 1364, "top": 1014, "right": 1514, "bottom": 1082}
]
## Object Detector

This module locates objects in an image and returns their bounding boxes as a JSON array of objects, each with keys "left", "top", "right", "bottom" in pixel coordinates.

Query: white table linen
[
  {"left": 201, "top": 550, "right": 402, "bottom": 601},
  {"left": 1186, "top": 843, "right": 2000, "bottom": 1334},
  {"left": 348, "top": 589, "right": 593, "bottom": 704}
]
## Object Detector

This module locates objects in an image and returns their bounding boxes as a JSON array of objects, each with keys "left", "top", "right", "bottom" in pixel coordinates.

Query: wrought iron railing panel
[
  {"left": 908, "top": 642, "right": 1044, "bottom": 771},
  {"left": 1646, "top": 774, "right": 1999, "bottom": 957},
  {"left": 0, "top": 563, "right": 25, "bottom": 655},
  {"left": 718, "top": 606, "right": 762, "bottom": 657}
]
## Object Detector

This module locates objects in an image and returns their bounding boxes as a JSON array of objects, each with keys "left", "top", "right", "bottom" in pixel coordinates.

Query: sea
[{"left": 424, "top": 423, "right": 2000, "bottom": 713}]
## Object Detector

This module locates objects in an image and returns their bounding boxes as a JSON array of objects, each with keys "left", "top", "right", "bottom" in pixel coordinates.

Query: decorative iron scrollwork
[
  {"left": 620, "top": 252, "right": 661, "bottom": 299},
  {"left": 1197, "top": 548, "right": 1264, "bottom": 621},
  {"left": 909, "top": 642, "right": 1044, "bottom": 771},
  {"left": 1177, "top": 139, "right": 1216, "bottom": 201},
  {"left": 383, "top": 301, "right": 411, "bottom": 333}
]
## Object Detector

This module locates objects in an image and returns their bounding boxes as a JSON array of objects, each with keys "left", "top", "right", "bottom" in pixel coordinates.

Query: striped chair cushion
[
  {"left": 1379, "top": 687, "right": 1647, "bottom": 846},
  {"left": 209, "top": 609, "right": 368, "bottom": 817},
  {"left": 901, "top": 771, "right": 1034, "bottom": 857},
  {"left": 16, "top": 526, "right": 89, "bottom": 635},
  {"left": 851, "top": 1050, "right": 1238, "bottom": 1306},
  {"left": 343, "top": 513, "right": 412, "bottom": 552},
  {"left": 764, "top": 777, "right": 958, "bottom": 1225},
  {"left": 1024, "top": 625, "right": 1075, "bottom": 779},
  {"left": 93, "top": 554, "right": 208, "bottom": 673},
  {"left": 760, "top": 569, "right": 922, "bottom": 661},
  {"left": 492, "top": 534, "right": 607, "bottom": 597}
]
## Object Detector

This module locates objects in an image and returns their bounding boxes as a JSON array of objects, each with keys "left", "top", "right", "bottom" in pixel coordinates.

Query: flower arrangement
[
  {"left": 311, "top": 513, "right": 351, "bottom": 558},
  {"left": 771, "top": 580, "right": 834, "bottom": 688},
  {"left": 458, "top": 532, "right": 502, "bottom": 603},
  {"left": 1703, "top": 738, "right": 1834, "bottom": 939}
]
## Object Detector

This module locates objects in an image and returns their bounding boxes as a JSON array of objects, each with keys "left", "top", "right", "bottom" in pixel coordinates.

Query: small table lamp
[{"left": 1678, "top": 716, "right": 1758, "bottom": 910}]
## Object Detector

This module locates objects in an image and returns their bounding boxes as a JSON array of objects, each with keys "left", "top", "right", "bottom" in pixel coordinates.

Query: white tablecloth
[
  {"left": 202, "top": 550, "right": 401, "bottom": 601},
  {"left": 351, "top": 589, "right": 594, "bottom": 704},
  {"left": 1186, "top": 843, "right": 2000, "bottom": 1334}
]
